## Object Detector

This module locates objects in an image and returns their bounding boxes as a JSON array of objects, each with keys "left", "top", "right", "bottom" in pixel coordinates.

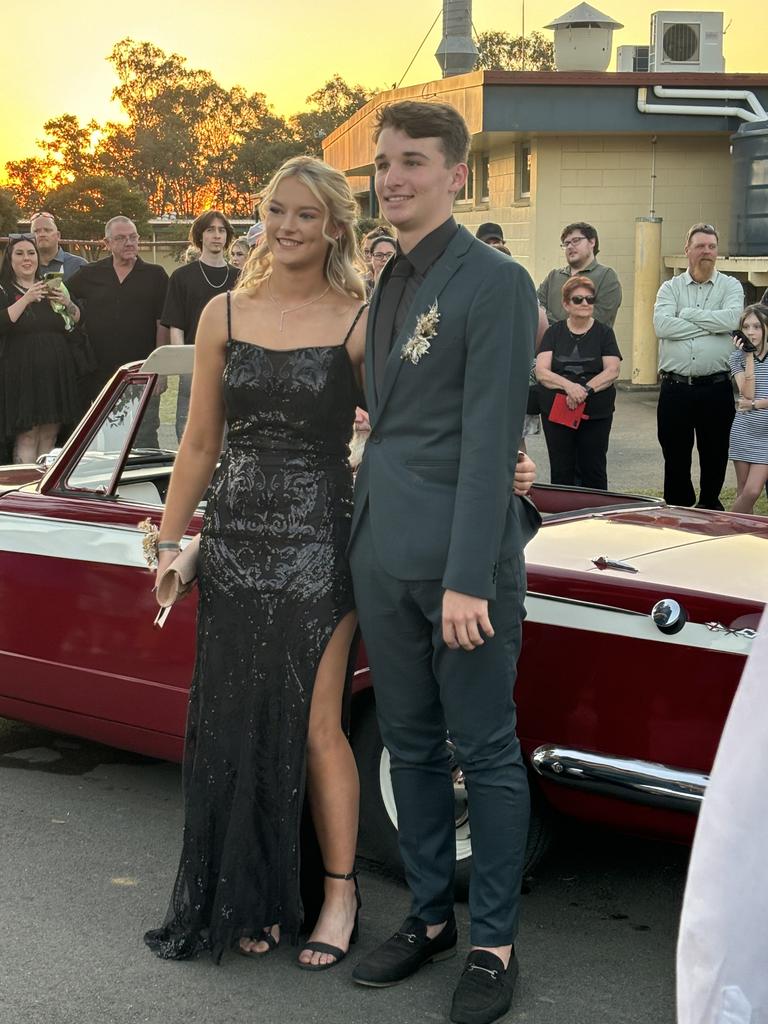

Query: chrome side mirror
[
  {"left": 36, "top": 447, "right": 62, "bottom": 468},
  {"left": 652, "top": 598, "right": 687, "bottom": 635}
]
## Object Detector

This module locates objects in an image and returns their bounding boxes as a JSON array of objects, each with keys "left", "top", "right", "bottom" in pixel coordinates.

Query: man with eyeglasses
[
  {"left": 30, "top": 212, "right": 87, "bottom": 282},
  {"left": 537, "top": 222, "right": 622, "bottom": 329},
  {"left": 653, "top": 223, "right": 743, "bottom": 510},
  {"left": 68, "top": 216, "right": 169, "bottom": 399}
]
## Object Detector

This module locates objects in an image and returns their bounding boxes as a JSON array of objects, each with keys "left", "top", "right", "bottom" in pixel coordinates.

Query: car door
[{"left": 0, "top": 367, "right": 198, "bottom": 755}]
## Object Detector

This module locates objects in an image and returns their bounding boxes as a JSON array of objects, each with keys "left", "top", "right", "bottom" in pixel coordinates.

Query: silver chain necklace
[
  {"left": 198, "top": 261, "right": 230, "bottom": 290},
  {"left": 267, "top": 277, "right": 331, "bottom": 333}
]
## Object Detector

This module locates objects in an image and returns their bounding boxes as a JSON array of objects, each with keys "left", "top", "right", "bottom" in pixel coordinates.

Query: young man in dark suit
[{"left": 349, "top": 101, "right": 540, "bottom": 1024}]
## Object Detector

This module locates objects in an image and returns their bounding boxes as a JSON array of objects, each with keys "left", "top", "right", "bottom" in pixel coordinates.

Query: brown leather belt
[{"left": 659, "top": 371, "right": 730, "bottom": 386}]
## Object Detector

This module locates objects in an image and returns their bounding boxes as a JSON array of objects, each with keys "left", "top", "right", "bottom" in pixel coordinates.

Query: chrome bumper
[{"left": 531, "top": 745, "right": 707, "bottom": 813}]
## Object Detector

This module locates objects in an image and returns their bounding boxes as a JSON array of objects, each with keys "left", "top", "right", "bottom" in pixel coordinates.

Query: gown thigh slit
[{"left": 144, "top": 331, "right": 361, "bottom": 962}]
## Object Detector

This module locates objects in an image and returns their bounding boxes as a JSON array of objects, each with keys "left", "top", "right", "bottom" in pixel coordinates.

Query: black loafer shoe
[
  {"left": 450, "top": 949, "right": 519, "bottom": 1024},
  {"left": 352, "top": 912, "right": 457, "bottom": 987}
]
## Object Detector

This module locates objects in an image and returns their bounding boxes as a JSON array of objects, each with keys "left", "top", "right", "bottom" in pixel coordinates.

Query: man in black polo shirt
[{"left": 68, "top": 216, "right": 169, "bottom": 398}]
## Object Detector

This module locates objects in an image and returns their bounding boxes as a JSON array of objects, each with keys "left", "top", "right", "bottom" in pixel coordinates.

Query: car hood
[{"left": 527, "top": 507, "right": 768, "bottom": 604}]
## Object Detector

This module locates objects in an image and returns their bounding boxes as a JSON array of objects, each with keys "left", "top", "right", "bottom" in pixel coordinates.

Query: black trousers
[
  {"left": 350, "top": 512, "right": 530, "bottom": 947},
  {"left": 656, "top": 378, "right": 735, "bottom": 509},
  {"left": 541, "top": 414, "right": 613, "bottom": 490}
]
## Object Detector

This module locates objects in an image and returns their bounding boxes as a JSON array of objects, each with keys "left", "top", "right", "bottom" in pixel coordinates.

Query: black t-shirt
[
  {"left": 161, "top": 261, "right": 240, "bottom": 344},
  {"left": 537, "top": 319, "right": 622, "bottom": 419},
  {"left": 68, "top": 256, "right": 169, "bottom": 386}
]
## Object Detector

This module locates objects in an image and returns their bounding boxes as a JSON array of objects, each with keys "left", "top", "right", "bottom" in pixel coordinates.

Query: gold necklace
[{"left": 267, "top": 277, "right": 331, "bottom": 333}]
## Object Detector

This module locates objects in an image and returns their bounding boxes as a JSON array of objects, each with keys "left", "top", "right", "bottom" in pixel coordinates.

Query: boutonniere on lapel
[{"left": 401, "top": 300, "right": 440, "bottom": 365}]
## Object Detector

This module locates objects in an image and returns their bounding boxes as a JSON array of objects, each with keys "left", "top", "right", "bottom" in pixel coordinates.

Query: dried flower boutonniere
[{"left": 401, "top": 300, "right": 440, "bottom": 365}]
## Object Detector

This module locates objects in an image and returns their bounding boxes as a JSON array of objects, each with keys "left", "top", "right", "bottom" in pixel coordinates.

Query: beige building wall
[{"left": 454, "top": 134, "right": 732, "bottom": 380}]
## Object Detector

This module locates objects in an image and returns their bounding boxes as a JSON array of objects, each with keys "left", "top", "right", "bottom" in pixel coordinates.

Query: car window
[
  {"left": 116, "top": 373, "right": 191, "bottom": 505},
  {"left": 65, "top": 382, "right": 149, "bottom": 494}
]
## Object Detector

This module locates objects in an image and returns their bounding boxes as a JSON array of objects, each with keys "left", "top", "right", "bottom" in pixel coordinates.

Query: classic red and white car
[{"left": 1, "top": 346, "right": 765, "bottom": 890}]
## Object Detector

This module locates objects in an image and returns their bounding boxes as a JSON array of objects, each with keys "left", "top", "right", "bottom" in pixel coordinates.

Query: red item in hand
[{"left": 548, "top": 392, "right": 590, "bottom": 429}]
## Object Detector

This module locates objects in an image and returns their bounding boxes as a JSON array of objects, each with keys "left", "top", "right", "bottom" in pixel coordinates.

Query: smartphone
[{"left": 732, "top": 329, "right": 757, "bottom": 354}]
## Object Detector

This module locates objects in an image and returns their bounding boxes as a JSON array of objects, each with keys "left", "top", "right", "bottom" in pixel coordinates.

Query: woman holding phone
[
  {"left": 0, "top": 233, "right": 82, "bottom": 462},
  {"left": 729, "top": 305, "right": 768, "bottom": 513}
]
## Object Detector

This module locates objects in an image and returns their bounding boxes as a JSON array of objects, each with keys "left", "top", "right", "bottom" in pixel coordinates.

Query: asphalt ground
[
  {"left": 0, "top": 718, "right": 684, "bottom": 1024},
  {"left": 524, "top": 385, "right": 737, "bottom": 496}
]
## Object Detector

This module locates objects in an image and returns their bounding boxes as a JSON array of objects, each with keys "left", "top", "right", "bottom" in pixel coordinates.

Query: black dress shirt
[{"left": 373, "top": 217, "right": 459, "bottom": 396}]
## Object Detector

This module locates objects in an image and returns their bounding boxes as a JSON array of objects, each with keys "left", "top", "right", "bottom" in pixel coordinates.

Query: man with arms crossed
[
  {"left": 653, "top": 223, "right": 743, "bottom": 509},
  {"left": 349, "top": 101, "right": 539, "bottom": 1024}
]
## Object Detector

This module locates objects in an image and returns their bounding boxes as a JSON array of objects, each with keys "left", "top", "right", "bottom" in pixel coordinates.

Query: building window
[
  {"left": 478, "top": 155, "right": 490, "bottom": 201},
  {"left": 457, "top": 161, "right": 475, "bottom": 203},
  {"left": 518, "top": 143, "right": 531, "bottom": 199}
]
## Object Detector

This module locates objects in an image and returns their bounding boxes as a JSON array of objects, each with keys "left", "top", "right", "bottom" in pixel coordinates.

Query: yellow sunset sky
[{"left": 0, "top": 0, "right": 764, "bottom": 171}]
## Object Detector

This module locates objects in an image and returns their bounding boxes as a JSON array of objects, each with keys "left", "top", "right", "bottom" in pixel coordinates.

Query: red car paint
[{"left": 0, "top": 359, "right": 764, "bottom": 850}]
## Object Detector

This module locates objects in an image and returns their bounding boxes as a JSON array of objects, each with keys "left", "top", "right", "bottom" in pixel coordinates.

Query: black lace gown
[{"left": 145, "top": 319, "right": 362, "bottom": 962}]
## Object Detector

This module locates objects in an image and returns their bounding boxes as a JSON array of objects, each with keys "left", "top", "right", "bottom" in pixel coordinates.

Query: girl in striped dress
[{"left": 729, "top": 304, "right": 768, "bottom": 513}]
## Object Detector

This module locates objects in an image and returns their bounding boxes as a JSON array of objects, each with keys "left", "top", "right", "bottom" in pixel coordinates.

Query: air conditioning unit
[
  {"left": 617, "top": 45, "right": 650, "bottom": 72},
  {"left": 649, "top": 11, "right": 725, "bottom": 73}
]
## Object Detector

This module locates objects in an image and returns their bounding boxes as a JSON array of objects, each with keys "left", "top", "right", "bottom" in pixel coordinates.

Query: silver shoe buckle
[{"left": 467, "top": 964, "right": 499, "bottom": 980}]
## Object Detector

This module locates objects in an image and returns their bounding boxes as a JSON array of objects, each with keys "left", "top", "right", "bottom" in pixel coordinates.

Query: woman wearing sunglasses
[
  {"left": 0, "top": 233, "right": 82, "bottom": 463},
  {"left": 535, "top": 275, "right": 621, "bottom": 489}
]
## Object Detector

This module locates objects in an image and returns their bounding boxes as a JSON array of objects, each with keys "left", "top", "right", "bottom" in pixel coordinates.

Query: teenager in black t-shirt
[
  {"left": 535, "top": 275, "right": 622, "bottom": 489},
  {"left": 162, "top": 210, "right": 240, "bottom": 345},
  {"left": 162, "top": 210, "right": 240, "bottom": 438}
]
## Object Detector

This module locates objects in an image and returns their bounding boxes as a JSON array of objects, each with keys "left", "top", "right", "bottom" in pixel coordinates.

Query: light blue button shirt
[{"left": 653, "top": 269, "right": 744, "bottom": 376}]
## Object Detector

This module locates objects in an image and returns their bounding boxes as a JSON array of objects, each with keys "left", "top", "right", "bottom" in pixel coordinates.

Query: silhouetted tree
[{"left": 475, "top": 30, "right": 555, "bottom": 71}]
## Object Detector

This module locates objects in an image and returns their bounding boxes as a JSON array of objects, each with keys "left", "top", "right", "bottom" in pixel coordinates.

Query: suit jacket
[{"left": 350, "top": 225, "right": 540, "bottom": 600}]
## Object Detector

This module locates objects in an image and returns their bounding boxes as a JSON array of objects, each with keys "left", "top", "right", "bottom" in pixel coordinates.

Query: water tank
[{"left": 730, "top": 120, "right": 768, "bottom": 257}]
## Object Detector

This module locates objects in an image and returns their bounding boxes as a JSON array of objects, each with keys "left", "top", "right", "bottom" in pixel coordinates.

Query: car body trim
[
  {"left": 0, "top": 515, "right": 756, "bottom": 657},
  {"left": 0, "top": 511, "right": 192, "bottom": 569},
  {"left": 531, "top": 744, "right": 707, "bottom": 812},
  {"left": 525, "top": 592, "right": 755, "bottom": 656}
]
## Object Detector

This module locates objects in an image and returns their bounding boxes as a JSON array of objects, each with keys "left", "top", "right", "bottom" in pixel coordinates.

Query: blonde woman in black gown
[{"left": 144, "top": 157, "right": 367, "bottom": 970}]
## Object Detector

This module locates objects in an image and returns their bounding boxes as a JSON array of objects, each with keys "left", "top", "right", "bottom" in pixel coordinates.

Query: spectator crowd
[{"left": 0, "top": 208, "right": 766, "bottom": 512}]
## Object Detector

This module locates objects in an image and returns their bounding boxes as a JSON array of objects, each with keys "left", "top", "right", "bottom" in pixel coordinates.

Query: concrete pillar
[{"left": 631, "top": 217, "right": 663, "bottom": 386}]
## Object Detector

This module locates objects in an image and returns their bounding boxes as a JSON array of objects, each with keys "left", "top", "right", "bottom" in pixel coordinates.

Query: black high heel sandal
[
  {"left": 297, "top": 869, "right": 361, "bottom": 972},
  {"left": 238, "top": 927, "right": 279, "bottom": 958}
]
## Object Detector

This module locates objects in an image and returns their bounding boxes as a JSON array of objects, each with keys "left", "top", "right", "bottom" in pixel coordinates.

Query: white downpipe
[
  {"left": 653, "top": 86, "right": 768, "bottom": 120},
  {"left": 637, "top": 87, "right": 766, "bottom": 123}
]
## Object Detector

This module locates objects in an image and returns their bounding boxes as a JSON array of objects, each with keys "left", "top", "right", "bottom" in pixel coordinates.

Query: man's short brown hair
[
  {"left": 373, "top": 101, "right": 471, "bottom": 167},
  {"left": 685, "top": 222, "right": 718, "bottom": 246},
  {"left": 190, "top": 209, "right": 234, "bottom": 249}
]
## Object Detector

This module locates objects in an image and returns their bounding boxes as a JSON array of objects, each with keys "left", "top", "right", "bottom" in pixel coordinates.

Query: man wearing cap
[
  {"left": 30, "top": 212, "right": 88, "bottom": 282},
  {"left": 476, "top": 222, "right": 507, "bottom": 250},
  {"left": 538, "top": 222, "right": 622, "bottom": 328}
]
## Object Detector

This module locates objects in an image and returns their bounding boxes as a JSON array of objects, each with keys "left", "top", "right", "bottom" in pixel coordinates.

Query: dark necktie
[{"left": 374, "top": 255, "right": 413, "bottom": 398}]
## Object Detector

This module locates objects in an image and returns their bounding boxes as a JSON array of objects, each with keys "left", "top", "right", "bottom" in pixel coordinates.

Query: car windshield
[{"left": 64, "top": 371, "right": 194, "bottom": 500}]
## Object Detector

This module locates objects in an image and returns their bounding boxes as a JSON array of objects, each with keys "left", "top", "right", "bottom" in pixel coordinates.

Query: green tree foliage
[
  {"left": 475, "top": 30, "right": 555, "bottom": 72},
  {"left": 43, "top": 175, "right": 151, "bottom": 239},
  {"left": 2, "top": 40, "right": 375, "bottom": 225},
  {"left": 290, "top": 75, "right": 372, "bottom": 156},
  {"left": 0, "top": 188, "right": 21, "bottom": 234}
]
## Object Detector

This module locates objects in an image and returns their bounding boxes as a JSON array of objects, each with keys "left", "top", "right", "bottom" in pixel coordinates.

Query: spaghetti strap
[
  {"left": 226, "top": 291, "right": 233, "bottom": 342},
  {"left": 341, "top": 303, "right": 367, "bottom": 346}
]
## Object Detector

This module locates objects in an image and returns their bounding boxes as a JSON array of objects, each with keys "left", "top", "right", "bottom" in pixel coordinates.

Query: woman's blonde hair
[{"left": 236, "top": 156, "right": 365, "bottom": 300}]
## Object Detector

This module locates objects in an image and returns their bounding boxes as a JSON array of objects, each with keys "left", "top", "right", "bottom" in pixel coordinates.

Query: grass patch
[{"left": 637, "top": 486, "right": 768, "bottom": 516}]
